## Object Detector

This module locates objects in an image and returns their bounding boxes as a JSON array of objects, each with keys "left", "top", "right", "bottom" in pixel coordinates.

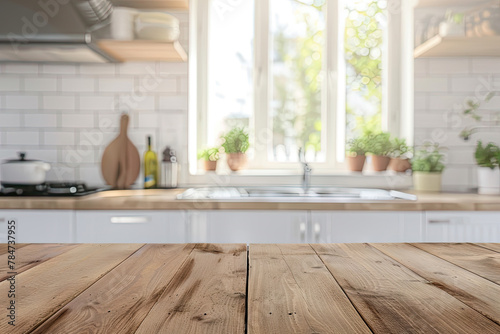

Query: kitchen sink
[{"left": 177, "top": 186, "right": 417, "bottom": 201}]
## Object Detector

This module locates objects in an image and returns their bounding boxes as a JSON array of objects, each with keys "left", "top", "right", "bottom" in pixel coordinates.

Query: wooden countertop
[
  {"left": 0, "top": 188, "right": 500, "bottom": 211},
  {"left": 1, "top": 243, "right": 499, "bottom": 333}
]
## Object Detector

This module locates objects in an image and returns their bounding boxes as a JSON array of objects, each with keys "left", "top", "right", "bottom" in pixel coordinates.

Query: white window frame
[{"left": 188, "top": 0, "right": 413, "bottom": 177}]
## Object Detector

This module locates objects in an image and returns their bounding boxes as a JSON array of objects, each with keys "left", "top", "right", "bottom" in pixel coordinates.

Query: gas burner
[{"left": 0, "top": 182, "right": 100, "bottom": 197}]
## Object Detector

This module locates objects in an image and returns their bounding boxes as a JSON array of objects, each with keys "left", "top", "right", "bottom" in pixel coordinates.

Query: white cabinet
[
  {"left": 424, "top": 211, "right": 500, "bottom": 242},
  {"left": 187, "top": 210, "right": 308, "bottom": 243},
  {"left": 0, "top": 210, "right": 74, "bottom": 243},
  {"left": 310, "top": 211, "right": 424, "bottom": 243},
  {"left": 75, "top": 210, "right": 185, "bottom": 243}
]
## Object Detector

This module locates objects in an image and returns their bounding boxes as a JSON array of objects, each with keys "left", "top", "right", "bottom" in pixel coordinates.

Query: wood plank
[
  {"left": 31, "top": 244, "right": 195, "bottom": 334},
  {"left": 135, "top": 243, "right": 247, "bottom": 334},
  {"left": 413, "top": 243, "right": 500, "bottom": 284},
  {"left": 312, "top": 243, "right": 500, "bottom": 333},
  {"left": 476, "top": 243, "right": 500, "bottom": 253},
  {"left": 248, "top": 244, "right": 371, "bottom": 334},
  {"left": 414, "top": 35, "right": 500, "bottom": 58},
  {"left": 373, "top": 243, "right": 500, "bottom": 326},
  {"left": 0, "top": 244, "right": 143, "bottom": 334},
  {"left": 97, "top": 40, "right": 187, "bottom": 62},
  {"left": 0, "top": 244, "right": 79, "bottom": 282},
  {"left": 0, "top": 243, "right": 29, "bottom": 255}
]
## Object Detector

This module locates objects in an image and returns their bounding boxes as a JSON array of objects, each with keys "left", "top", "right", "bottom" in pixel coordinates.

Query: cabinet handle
[
  {"left": 428, "top": 219, "right": 451, "bottom": 224},
  {"left": 300, "top": 222, "right": 306, "bottom": 242},
  {"left": 314, "top": 223, "right": 321, "bottom": 243},
  {"left": 110, "top": 216, "right": 150, "bottom": 224}
]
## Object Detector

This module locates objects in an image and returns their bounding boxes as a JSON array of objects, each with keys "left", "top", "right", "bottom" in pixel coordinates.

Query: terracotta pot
[
  {"left": 203, "top": 160, "right": 217, "bottom": 171},
  {"left": 371, "top": 155, "right": 391, "bottom": 171},
  {"left": 388, "top": 158, "right": 411, "bottom": 173},
  {"left": 413, "top": 172, "right": 442, "bottom": 192},
  {"left": 346, "top": 155, "right": 366, "bottom": 172},
  {"left": 226, "top": 153, "right": 247, "bottom": 171}
]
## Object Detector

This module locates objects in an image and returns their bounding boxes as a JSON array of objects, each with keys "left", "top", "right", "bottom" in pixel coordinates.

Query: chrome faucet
[{"left": 299, "top": 148, "right": 312, "bottom": 192}]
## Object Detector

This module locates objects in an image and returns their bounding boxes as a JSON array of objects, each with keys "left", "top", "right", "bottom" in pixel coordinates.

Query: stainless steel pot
[{"left": 1, "top": 152, "right": 51, "bottom": 185}]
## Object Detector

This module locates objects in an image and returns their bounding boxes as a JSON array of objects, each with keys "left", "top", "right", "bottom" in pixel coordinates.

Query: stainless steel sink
[{"left": 177, "top": 186, "right": 417, "bottom": 201}]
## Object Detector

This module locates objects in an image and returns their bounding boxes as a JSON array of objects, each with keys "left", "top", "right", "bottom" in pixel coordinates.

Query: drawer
[{"left": 75, "top": 210, "right": 185, "bottom": 243}]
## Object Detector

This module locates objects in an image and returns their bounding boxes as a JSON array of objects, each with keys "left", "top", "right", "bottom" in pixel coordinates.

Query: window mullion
[{"left": 252, "top": 0, "right": 270, "bottom": 167}]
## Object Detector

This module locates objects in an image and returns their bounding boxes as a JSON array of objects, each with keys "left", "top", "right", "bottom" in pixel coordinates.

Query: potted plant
[
  {"left": 198, "top": 147, "right": 220, "bottom": 171},
  {"left": 366, "top": 131, "right": 392, "bottom": 171},
  {"left": 475, "top": 141, "right": 500, "bottom": 195},
  {"left": 411, "top": 143, "right": 446, "bottom": 192},
  {"left": 388, "top": 137, "right": 412, "bottom": 173},
  {"left": 346, "top": 136, "right": 367, "bottom": 172},
  {"left": 221, "top": 127, "right": 250, "bottom": 171}
]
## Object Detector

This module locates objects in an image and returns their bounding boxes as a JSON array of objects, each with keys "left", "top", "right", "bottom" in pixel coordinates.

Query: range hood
[{"left": 0, "top": 0, "right": 117, "bottom": 63}]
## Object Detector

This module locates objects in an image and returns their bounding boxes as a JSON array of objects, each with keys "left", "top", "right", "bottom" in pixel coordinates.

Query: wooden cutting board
[{"left": 101, "top": 114, "right": 140, "bottom": 189}]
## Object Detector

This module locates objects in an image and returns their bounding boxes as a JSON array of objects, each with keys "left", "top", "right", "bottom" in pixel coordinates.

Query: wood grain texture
[
  {"left": 413, "top": 243, "right": 500, "bottom": 284},
  {"left": 31, "top": 244, "right": 195, "bottom": 334},
  {"left": 373, "top": 243, "right": 500, "bottom": 326},
  {"left": 97, "top": 40, "right": 188, "bottom": 62},
  {"left": 135, "top": 243, "right": 247, "bottom": 334},
  {"left": 0, "top": 244, "right": 143, "bottom": 334},
  {"left": 248, "top": 244, "right": 371, "bottom": 334},
  {"left": 477, "top": 243, "right": 500, "bottom": 253},
  {"left": 0, "top": 243, "right": 29, "bottom": 255},
  {"left": 0, "top": 244, "right": 78, "bottom": 282},
  {"left": 312, "top": 243, "right": 500, "bottom": 333}
]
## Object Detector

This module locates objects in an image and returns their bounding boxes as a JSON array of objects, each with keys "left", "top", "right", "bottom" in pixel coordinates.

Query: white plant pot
[
  {"left": 413, "top": 172, "right": 442, "bottom": 192},
  {"left": 477, "top": 167, "right": 500, "bottom": 195}
]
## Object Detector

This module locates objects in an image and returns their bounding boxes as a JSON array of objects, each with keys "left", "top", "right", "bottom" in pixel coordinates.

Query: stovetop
[{"left": 0, "top": 182, "right": 102, "bottom": 197}]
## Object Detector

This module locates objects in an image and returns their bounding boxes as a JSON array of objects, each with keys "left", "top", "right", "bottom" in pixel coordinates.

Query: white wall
[
  {"left": 414, "top": 57, "right": 500, "bottom": 188},
  {"left": 0, "top": 13, "right": 189, "bottom": 187}
]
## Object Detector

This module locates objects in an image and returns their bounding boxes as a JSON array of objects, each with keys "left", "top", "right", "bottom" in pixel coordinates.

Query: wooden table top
[{"left": 1, "top": 243, "right": 500, "bottom": 333}]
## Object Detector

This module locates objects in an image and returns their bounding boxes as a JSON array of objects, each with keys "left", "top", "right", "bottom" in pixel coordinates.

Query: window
[{"left": 191, "top": 0, "right": 411, "bottom": 174}]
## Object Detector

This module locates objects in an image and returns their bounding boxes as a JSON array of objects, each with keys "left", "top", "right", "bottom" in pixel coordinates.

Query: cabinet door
[
  {"left": 75, "top": 211, "right": 185, "bottom": 243},
  {"left": 0, "top": 210, "right": 74, "bottom": 243},
  {"left": 310, "top": 211, "right": 423, "bottom": 243},
  {"left": 187, "top": 211, "right": 308, "bottom": 243},
  {"left": 424, "top": 211, "right": 500, "bottom": 242}
]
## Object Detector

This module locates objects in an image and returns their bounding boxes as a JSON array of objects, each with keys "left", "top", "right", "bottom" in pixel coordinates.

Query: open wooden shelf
[
  {"left": 110, "top": 0, "right": 188, "bottom": 10},
  {"left": 97, "top": 40, "right": 187, "bottom": 62},
  {"left": 414, "top": 34, "right": 500, "bottom": 58}
]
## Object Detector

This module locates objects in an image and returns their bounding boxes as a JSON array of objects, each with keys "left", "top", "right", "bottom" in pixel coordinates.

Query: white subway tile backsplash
[
  {"left": 24, "top": 77, "right": 58, "bottom": 92},
  {"left": 5, "top": 131, "right": 39, "bottom": 145},
  {"left": 24, "top": 113, "right": 58, "bottom": 128},
  {"left": 61, "top": 78, "right": 95, "bottom": 92},
  {"left": 0, "top": 76, "right": 21, "bottom": 91},
  {"left": 118, "top": 94, "right": 155, "bottom": 111},
  {"left": 471, "top": 58, "right": 500, "bottom": 74},
  {"left": 79, "top": 64, "right": 116, "bottom": 75},
  {"left": 26, "top": 149, "right": 58, "bottom": 163},
  {"left": 44, "top": 132, "right": 75, "bottom": 146},
  {"left": 41, "top": 64, "right": 77, "bottom": 75},
  {"left": 0, "top": 114, "right": 21, "bottom": 128},
  {"left": 98, "top": 78, "right": 135, "bottom": 92},
  {"left": 43, "top": 95, "right": 76, "bottom": 110},
  {"left": 118, "top": 62, "right": 156, "bottom": 75},
  {"left": 159, "top": 95, "right": 188, "bottom": 110},
  {"left": 5, "top": 95, "right": 39, "bottom": 109},
  {"left": 428, "top": 59, "right": 469, "bottom": 75},
  {"left": 428, "top": 95, "right": 466, "bottom": 111},
  {"left": 46, "top": 165, "right": 76, "bottom": 182},
  {"left": 154, "top": 79, "right": 177, "bottom": 93},
  {"left": 159, "top": 62, "right": 188, "bottom": 75},
  {"left": 3, "top": 63, "right": 38, "bottom": 74},
  {"left": 61, "top": 114, "right": 94, "bottom": 128},
  {"left": 450, "top": 77, "right": 486, "bottom": 93},
  {"left": 414, "top": 77, "right": 448, "bottom": 93},
  {"left": 79, "top": 96, "right": 115, "bottom": 110}
]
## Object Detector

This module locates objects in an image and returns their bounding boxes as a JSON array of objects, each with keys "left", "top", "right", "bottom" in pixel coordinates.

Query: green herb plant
[
  {"left": 346, "top": 136, "right": 367, "bottom": 157},
  {"left": 365, "top": 131, "right": 392, "bottom": 156},
  {"left": 197, "top": 147, "right": 220, "bottom": 162},
  {"left": 411, "top": 143, "right": 446, "bottom": 173},
  {"left": 391, "top": 137, "right": 412, "bottom": 159},
  {"left": 475, "top": 141, "right": 500, "bottom": 169},
  {"left": 221, "top": 127, "right": 250, "bottom": 154}
]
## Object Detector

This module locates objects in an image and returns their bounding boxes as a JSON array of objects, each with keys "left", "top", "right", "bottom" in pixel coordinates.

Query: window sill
[{"left": 184, "top": 170, "right": 413, "bottom": 190}]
